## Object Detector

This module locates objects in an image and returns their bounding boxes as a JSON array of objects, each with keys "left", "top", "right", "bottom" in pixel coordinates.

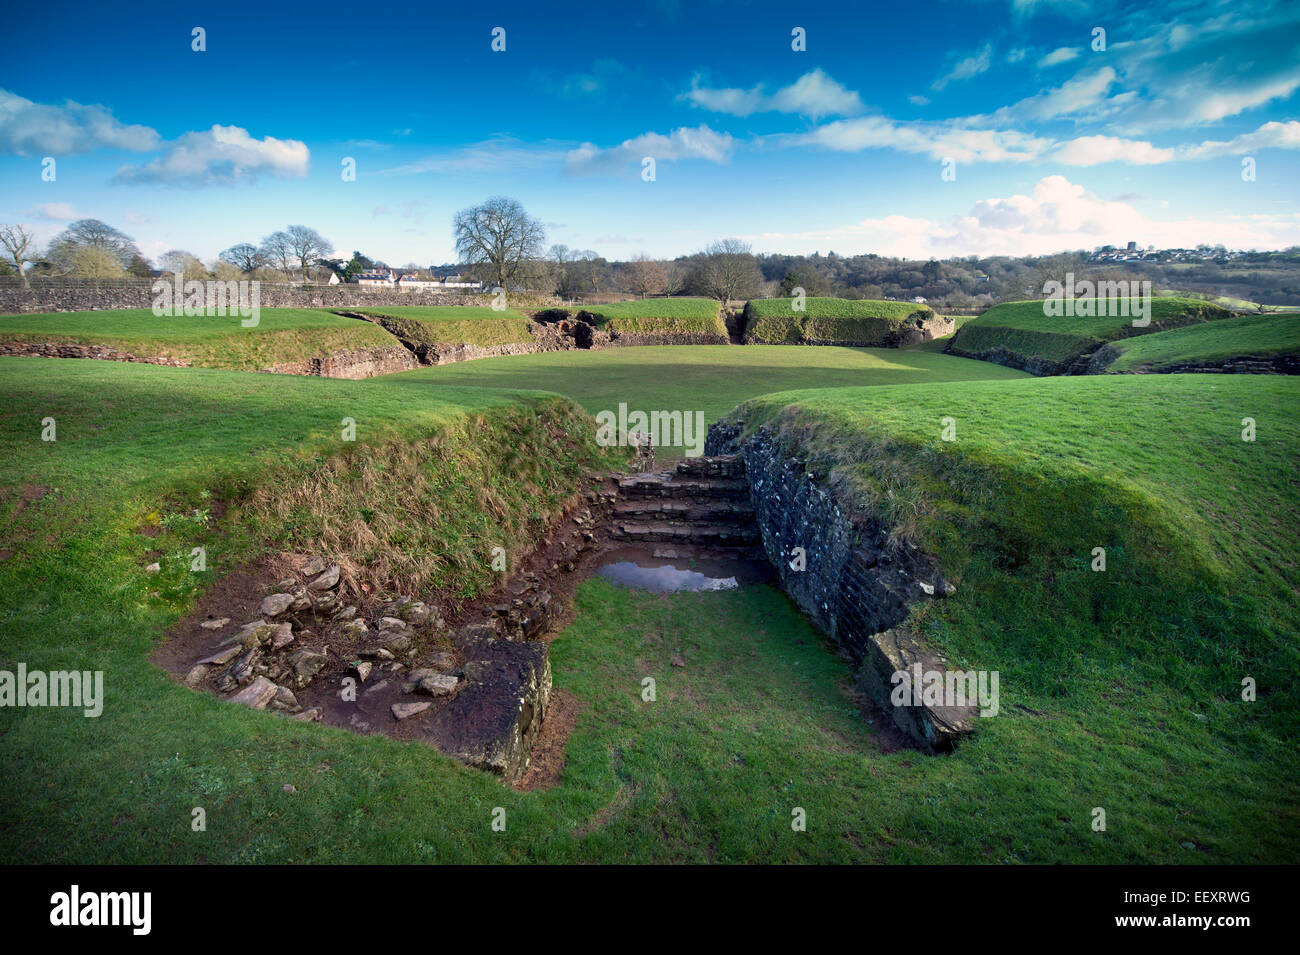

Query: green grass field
[
  {"left": 949, "top": 297, "right": 1234, "bottom": 369},
  {"left": 343, "top": 306, "right": 535, "bottom": 349},
  {"left": 0, "top": 308, "right": 401, "bottom": 370},
  {"left": 383, "top": 344, "right": 1030, "bottom": 459},
  {"left": 2, "top": 356, "right": 1294, "bottom": 863},
  {"left": 744, "top": 296, "right": 934, "bottom": 344},
  {"left": 1103, "top": 312, "right": 1300, "bottom": 371}
]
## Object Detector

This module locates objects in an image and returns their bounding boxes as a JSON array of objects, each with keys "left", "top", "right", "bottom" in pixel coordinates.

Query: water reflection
[{"left": 597, "top": 561, "right": 740, "bottom": 593}]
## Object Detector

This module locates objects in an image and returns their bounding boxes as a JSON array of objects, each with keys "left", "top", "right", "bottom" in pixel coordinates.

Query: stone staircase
[{"left": 607, "top": 455, "right": 758, "bottom": 549}]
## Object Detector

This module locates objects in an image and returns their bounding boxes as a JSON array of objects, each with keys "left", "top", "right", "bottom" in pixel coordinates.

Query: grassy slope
[
  {"left": 382, "top": 345, "right": 1030, "bottom": 460},
  {"left": 342, "top": 306, "right": 534, "bottom": 348},
  {"left": 576, "top": 298, "right": 727, "bottom": 337},
  {"left": 745, "top": 297, "right": 934, "bottom": 344},
  {"left": 0, "top": 308, "right": 400, "bottom": 370},
  {"left": 1104, "top": 312, "right": 1300, "bottom": 371},
  {"left": 716, "top": 375, "right": 1299, "bottom": 859},
  {"left": 950, "top": 297, "right": 1233, "bottom": 365}
]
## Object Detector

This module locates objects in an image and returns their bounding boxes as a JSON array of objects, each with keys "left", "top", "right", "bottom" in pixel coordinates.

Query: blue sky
[{"left": 2, "top": 0, "right": 1298, "bottom": 265}]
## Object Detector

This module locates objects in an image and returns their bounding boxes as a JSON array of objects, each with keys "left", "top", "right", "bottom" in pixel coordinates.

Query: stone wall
[
  {"left": 706, "top": 419, "right": 975, "bottom": 751},
  {"left": 0, "top": 284, "right": 506, "bottom": 315}
]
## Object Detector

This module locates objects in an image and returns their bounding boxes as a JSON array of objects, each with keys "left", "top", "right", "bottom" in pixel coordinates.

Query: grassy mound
[
  {"left": 344, "top": 306, "right": 534, "bottom": 349},
  {"left": 744, "top": 297, "right": 934, "bottom": 345},
  {"left": 948, "top": 297, "right": 1233, "bottom": 373},
  {"left": 1102, "top": 312, "right": 1300, "bottom": 372},
  {"left": 714, "top": 375, "right": 1299, "bottom": 858},
  {"left": 0, "top": 308, "right": 402, "bottom": 370},
  {"left": 579, "top": 297, "right": 727, "bottom": 338}
]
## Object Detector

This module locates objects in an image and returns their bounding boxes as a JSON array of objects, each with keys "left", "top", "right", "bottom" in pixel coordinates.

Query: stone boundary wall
[
  {"left": 705, "top": 419, "right": 976, "bottom": 751},
  {"left": 1087, "top": 344, "right": 1300, "bottom": 375},
  {"left": 0, "top": 285, "right": 511, "bottom": 314}
]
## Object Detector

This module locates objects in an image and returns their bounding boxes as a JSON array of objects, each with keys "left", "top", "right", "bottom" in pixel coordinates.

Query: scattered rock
[
  {"left": 282, "top": 783, "right": 297, "bottom": 794},
  {"left": 145, "top": 562, "right": 161, "bottom": 574},
  {"left": 308, "top": 564, "right": 340, "bottom": 591},
  {"left": 292, "top": 707, "right": 323, "bottom": 722},
  {"left": 392, "top": 701, "right": 432, "bottom": 721},
  {"left": 339, "top": 618, "right": 368, "bottom": 639},
  {"left": 184, "top": 664, "right": 210, "bottom": 687},
  {"left": 350, "top": 660, "right": 373, "bottom": 683},
  {"left": 288, "top": 649, "right": 329, "bottom": 689},
  {"left": 199, "top": 618, "right": 230, "bottom": 630},
  {"left": 259, "top": 592, "right": 295, "bottom": 617},
  {"left": 197, "top": 644, "right": 243, "bottom": 667},
  {"left": 227, "top": 676, "right": 279, "bottom": 710},
  {"left": 269, "top": 622, "right": 295, "bottom": 650},
  {"left": 416, "top": 673, "right": 459, "bottom": 697},
  {"left": 671, "top": 654, "right": 686, "bottom": 668},
  {"left": 301, "top": 556, "right": 326, "bottom": 577}
]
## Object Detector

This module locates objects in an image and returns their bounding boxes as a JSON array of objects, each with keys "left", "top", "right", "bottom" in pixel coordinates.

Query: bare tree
[
  {"left": 662, "top": 260, "right": 686, "bottom": 297},
  {"left": 627, "top": 254, "right": 667, "bottom": 298},
  {"left": 454, "top": 196, "right": 546, "bottom": 291},
  {"left": 260, "top": 231, "right": 297, "bottom": 282},
  {"left": 285, "top": 225, "right": 332, "bottom": 283},
  {"left": 46, "top": 219, "right": 140, "bottom": 274},
  {"left": 0, "top": 224, "right": 36, "bottom": 290},
  {"left": 158, "top": 249, "right": 209, "bottom": 278},
  {"left": 691, "top": 239, "right": 763, "bottom": 304},
  {"left": 219, "top": 243, "right": 267, "bottom": 274}
]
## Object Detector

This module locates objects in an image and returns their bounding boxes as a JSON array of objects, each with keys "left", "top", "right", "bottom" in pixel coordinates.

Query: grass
[
  {"left": 381, "top": 344, "right": 1030, "bottom": 460},
  {"left": 949, "top": 297, "right": 1233, "bottom": 368},
  {"left": 2, "top": 356, "right": 1294, "bottom": 863},
  {"left": 744, "top": 297, "right": 934, "bottom": 345},
  {"left": 1103, "top": 312, "right": 1300, "bottom": 371},
  {"left": 341, "top": 306, "right": 534, "bottom": 349},
  {"left": 564, "top": 298, "right": 727, "bottom": 338},
  {"left": 0, "top": 308, "right": 400, "bottom": 370}
]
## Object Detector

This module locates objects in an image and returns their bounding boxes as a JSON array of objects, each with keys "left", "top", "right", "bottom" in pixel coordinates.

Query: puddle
[
  {"left": 599, "top": 561, "right": 738, "bottom": 593},
  {"left": 595, "top": 548, "right": 773, "bottom": 593}
]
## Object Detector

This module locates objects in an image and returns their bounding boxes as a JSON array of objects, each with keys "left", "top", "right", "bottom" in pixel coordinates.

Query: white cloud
[
  {"left": 931, "top": 44, "right": 993, "bottom": 91},
  {"left": 566, "top": 124, "right": 734, "bottom": 176},
  {"left": 24, "top": 202, "right": 80, "bottom": 221},
  {"left": 909, "top": 95, "right": 931, "bottom": 106},
  {"left": 112, "top": 125, "right": 310, "bottom": 185},
  {"left": 744, "top": 175, "right": 1300, "bottom": 258},
  {"left": 1037, "top": 46, "right": 1080, "bottom": 67},
  {"left": 1051, "top": 135, "right": 1176, "bottom": 166},
  {"left": 1178, "top": 119, "right": 1300, "bottom": 159},
  {"left": 379, "top": 137, "right": 569, "bottom": 175},
  {"left": 788, "top": 115, "right": 1051, "bottom": 163},
  {"left": 683, "top": 69, "right": 862, "bottom": 119},
  {"left": 0, "top": 89, "right": 159, "bottom": 156}
]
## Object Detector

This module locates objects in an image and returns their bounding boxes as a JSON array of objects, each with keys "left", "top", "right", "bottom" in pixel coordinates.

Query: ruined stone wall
[
  {"left": 0, "top": 285, "right": 513, "bottom": 314},
  {"left": 706, "top": 419, "right": 973, "bottom": 750}
]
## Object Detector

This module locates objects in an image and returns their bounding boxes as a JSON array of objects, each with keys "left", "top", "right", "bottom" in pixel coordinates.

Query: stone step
[
  {"left": 610, "top": 521, "right": 759, "bottom": 546},
  {"left": 617, "top": 474, "right": 749, "bottom": 500},
  {"left": 675, "top": 454, "right": 745, "bottom": 479},
  {"left": 613, "top": 499, "right": 753, "bottom": 523}
]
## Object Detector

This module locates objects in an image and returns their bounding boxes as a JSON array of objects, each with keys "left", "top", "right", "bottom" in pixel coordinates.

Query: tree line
[{"left": 5, "top": 201, "right": 1299, "bottom": 306}]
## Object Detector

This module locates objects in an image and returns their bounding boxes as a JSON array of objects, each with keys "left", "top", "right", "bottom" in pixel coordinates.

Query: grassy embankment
[
  {"left": 948, "top": 297, "right": 1233, "bottom": 372},
  {"left": 743, "top": 297, "right": 935, "bottom": 344},
  {"left": 1101, "top": 312, "right": 1300, "bottom": 372},
  {"left": 0, "top": 308, "right": 401, "bottom": 370}
]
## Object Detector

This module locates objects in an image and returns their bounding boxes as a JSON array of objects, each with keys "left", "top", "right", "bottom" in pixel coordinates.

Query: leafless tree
[
  {"left": 260, "top": 231, "right": 297, "bottom": 282},
  {"left": 0, "top": 224, "right": 36, "bottom": 290},
  {"left": 454, "top": 196, "right": 546, "bottom": 291},
  {"left": 285, "top": 225, "right": 332, "bottom": 283},
  {"left": 46, "top": 219, "right": 140, "bottom": 274},
  {"left": 691, "top": 238, "right": 762, "bottom": 304},
  {"left": 159, "top": 249, "right": 209, "bottom": 278},
  {"left": 219, "top": 243, "right": 267, "bottom": 274},
  {"left": 627, "top": 255, "right": 667, "bottom": 298}
]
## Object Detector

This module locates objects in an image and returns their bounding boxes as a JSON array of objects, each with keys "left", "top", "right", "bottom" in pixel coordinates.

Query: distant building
[
  {"left": 327, "top": 272, "right": 340, "bottom": 285},
  {"left": 912, "top": 295, "right": 928, "bottom": 304},
  {"left": 355, "top": 270, "right": 395, "bottom": 286},
  {"left": 1126, "top": 240, "right": 1137, "bottom": 252}
]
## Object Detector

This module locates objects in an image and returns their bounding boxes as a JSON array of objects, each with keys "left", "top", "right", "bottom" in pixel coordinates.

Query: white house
[{"left": 355, "top": 270, "right": 395, "bottom": 286}]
